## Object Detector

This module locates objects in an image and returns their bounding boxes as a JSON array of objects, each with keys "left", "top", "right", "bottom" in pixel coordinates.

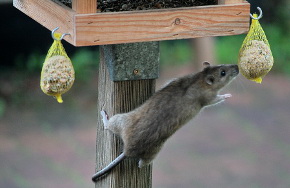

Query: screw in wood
[{"left": 133, "top": 69, "right": 140, "bottom": 75}]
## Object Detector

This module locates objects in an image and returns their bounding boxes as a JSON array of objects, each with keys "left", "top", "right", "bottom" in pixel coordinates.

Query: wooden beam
[
  {"left": 72, "top": 0, "right": 97, "bottom": 14},
  {"left": 13, "top": 0, "right": 75, "bottom": 44},
  {"left": 74, "top": 3, "right": 250, "bottom": 46}
]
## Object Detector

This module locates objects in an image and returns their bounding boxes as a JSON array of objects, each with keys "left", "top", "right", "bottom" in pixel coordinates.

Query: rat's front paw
[{"left": 209, "top": 94, "right": 232, "bottom": 106}]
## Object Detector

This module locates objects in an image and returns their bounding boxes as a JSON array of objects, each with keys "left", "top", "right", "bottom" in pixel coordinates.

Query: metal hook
[
  {"left": 51, "top": 27, "right": 70, "bottom": 41},
  {"left": 250, "top": 7, "right": 263, "bottom": 20}
]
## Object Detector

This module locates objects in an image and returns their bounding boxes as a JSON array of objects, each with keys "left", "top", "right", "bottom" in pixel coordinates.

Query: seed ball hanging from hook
[
  {"left": 40, "top": 27, "right": 74, "bottom": 103},
  {"left": 40, "top": 55, "right": 75, "bottom": 103},
  {"left": 238, "top": 7, "right": 273, "bottom": 83}
]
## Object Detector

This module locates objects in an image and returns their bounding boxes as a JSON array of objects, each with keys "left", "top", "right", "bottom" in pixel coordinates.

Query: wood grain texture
[
  {"left": 13, "top": 0, "right": 74, "bottom": 44},
  {"left": 75, "top": 3, "right": 250, "bottom": 46},
  {"left": 218, "top": 0, "right": 244, "bottom": 4},
  {"left": 95, "top": 45, "right": 156, "bottom": 188},
  {"left": 72, "top": 0, "right": 97, "bottom": 14}
]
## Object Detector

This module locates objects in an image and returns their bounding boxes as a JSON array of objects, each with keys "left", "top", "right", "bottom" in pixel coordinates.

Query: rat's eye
[{"left": 220, "top": 70, "right": 226, "bottom": 77}]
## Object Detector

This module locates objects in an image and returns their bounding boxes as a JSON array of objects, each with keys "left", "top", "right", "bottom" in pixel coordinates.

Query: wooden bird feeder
[
  {"left": 13, "top": 0, "right": 250, "bottom": 46},
  {"left": 13, "top": 0, "right": 251, "bottom": 187}
]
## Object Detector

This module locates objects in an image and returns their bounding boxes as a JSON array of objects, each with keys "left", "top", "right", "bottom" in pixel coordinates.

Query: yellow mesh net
[
  {"left": 40, "top": 33, "right": 75, "bottom": 103},
  {"left": 238, "top": 14, "right": 274, "bottom": 83},
  {"left": 45, "top": 33, "right": 70, "bottom": 60}
]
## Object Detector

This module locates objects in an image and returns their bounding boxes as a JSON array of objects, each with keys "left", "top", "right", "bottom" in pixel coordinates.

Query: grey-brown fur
[{"left": 92, "top": 63, "right": 239, "bottom": 181}]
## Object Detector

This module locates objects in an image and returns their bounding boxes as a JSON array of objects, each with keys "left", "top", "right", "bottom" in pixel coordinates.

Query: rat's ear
[
  {"left": 203, "top": 61, "right": 211, "bottom": 68},
  {"left": 205, "top": 75, "right": 215, "bottom": 85}
]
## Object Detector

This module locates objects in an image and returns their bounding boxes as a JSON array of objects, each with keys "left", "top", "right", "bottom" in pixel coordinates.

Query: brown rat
[{"left": 92, "top": 62, "right": 239, "bottom": 181}]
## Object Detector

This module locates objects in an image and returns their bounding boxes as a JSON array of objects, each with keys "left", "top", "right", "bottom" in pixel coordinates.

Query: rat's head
[{"left": 202, "top": 62, "right": 239, "bottom": 91}]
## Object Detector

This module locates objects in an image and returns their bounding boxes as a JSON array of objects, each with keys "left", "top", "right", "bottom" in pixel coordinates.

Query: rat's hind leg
[
  {"left": 100, "top": 110, "right": 109, "bottom": 129},
  {"left": 100, "top": 111, "right": 126, "bottom": 136}
]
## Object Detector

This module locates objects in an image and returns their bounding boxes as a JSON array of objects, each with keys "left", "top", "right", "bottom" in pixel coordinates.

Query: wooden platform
[{"left": 13, "top": 0, "right": 250, "bottom": 46}]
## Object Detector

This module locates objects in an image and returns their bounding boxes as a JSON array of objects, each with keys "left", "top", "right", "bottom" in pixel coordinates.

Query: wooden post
[
  {"left": 72, "top": 1, "right": 157, "bottom": 187},
  {"left": 72, "top": 2, "right": 157, "bottom": 187},
  {"left": 95, "top": 43, "right": 158, "bottom": 187}
]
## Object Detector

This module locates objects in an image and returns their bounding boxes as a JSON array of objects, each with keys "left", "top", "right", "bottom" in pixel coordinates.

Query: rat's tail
[{"left": 92, "top": 153, "right": 126, "bottom": 182}]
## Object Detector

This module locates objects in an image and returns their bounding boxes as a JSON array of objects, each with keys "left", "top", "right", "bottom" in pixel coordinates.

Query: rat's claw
[
  {"left": 100, "top": 110, "right": 108, "bottom": 120},
  {"left": 223, "top": 94, "right": 232, "bottom": 99},
  {"left": 100, "top": 110, "right": 109, "bottom": 129}
]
